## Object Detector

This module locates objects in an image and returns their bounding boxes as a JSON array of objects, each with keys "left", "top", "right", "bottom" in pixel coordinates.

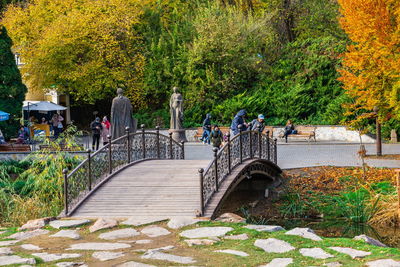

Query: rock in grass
[
  {"left": 366, "top": 259, "right": 400, "bottom": 267},
  {"left": 8, "top": 229, "right": 49, "bottom": 241},
  {"left": 254, "top": 238, "right": 295, "bottom": 253},
  {"left": 51, "top": 230, "right": 81, "bottom": 240},
  {"left": 299, "top": 248, "right": 333, "bottom": 259},
  {"left": 179, "top": 227, "right": 233, "bottom": 238},
  {"left": 329, "top": 247, "right": 371, "bottom": 259},
  {"left": 140, "top": 226, "right": 170, "bottom": 238},
  {"left": 116, "top": 261, "right": 156, "bottom": 267},
  {"left": 49, "top": 219, "right": 91, "bottom": 229},
  {"left": 67, "top": 242, "right": 131, "bottom": 251},
  {"left": 121, "top": 217, "right": 168, "bottom": 226},
  {"left": 324, "top": 262, "right": 342, "bottom": 267},
  {"left": 92, "top": 251, "right": 124, "bottom": 261},
  {"left": 0, "top": 255, "right": 36, "bottom": 265},
  {"left": 0, "top": 240, "right": 19, "bottom": 247},
  {"left": 0, "top": 247, "right": 12, "bottom": 255},
  {"left": 214, "top": 249, "right": 249, "bottom": 257},
  {"left": 184, "top": 239, "right": 217, "bottom": 246},
  {"left": 55, "top": 262, "right": 88, "bottom": 267},
  {"left": 245, "top": 225, "right": 285, "bottom": 232},
  {"left": 19, "top": 217, "right": 55, "bottom": 231},
  {"left": 215, "top": 213, "right": 245, "bottom": 223},
  {"left": 224, "top": 233, "right": 249, "bottom": 240},
  {"left": 259, "top": 258, "right": 293, "bottom": 267},
  {"left": 135, "top": 240, "right": 152, "bottom": 244},
  {"left": 20, "top": 244, "right": 42, "bottom": 250},
  {"left": 32, "top": 252, "right": 81, "bottom": 262},
  {"left": 89, "top": 218, "right": 118, "bottom": 233},
  {"left": 99, "top": 229, "right": 140, "bottom": 240},
  {"left": 167, "top": 217, "right": 201, "bottom": 229},
  {"left": 354, "top": 234, "right": 387, "bottom": 247},
  {"left": 141, "top": 251, "right": 196, "bottom": 264},
  {"left": 285, "top": 227, "right": 322, "bottom": 241}
]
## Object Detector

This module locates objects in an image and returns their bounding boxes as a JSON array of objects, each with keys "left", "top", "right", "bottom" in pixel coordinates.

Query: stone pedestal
[
  {"left": 391, "top": 129, "right": 398, "bottom": 143},
  {"left": 169, "top": 129, "right": 187, "bottom": 143}
]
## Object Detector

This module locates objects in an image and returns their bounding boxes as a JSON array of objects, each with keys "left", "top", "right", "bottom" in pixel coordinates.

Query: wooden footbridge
[{"left": 63, "top": 126, "right": 282, "bottom": 219}]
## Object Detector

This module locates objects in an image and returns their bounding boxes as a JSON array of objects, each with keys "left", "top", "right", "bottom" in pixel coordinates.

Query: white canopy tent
[{"left": 23, "top": 101, "right": 67, "bottom": 111}]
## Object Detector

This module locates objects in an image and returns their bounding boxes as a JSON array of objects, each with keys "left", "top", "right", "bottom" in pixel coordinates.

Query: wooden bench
[
  {"left": 194, "top": 126, "right": 274, "bottom": 141},
  {"left": 0, "top": 144, "right": 31, "bottom": 152},
  {"left": 279, "top": 125, "right": 316, "bottom": 142}
]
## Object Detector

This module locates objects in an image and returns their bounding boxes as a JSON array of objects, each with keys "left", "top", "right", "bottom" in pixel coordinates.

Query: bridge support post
[
  {"left": 274, "top": 138, "right": 278, "bottom": 164},
  {"left": 213, "top": 147, "right": 219, "bottom": 192},
  {"left": 198, "top": 168, "right": 204, "bottom": 216},
  {"left": 141, "top": 124, "right": 146, "bottom": 159},
  {"left": 156, "top": 126, "right": 160, "bottom": 159},
  {"left": 239, "top": 125, "right": 243, "bottom": 163},
  {"left": 126, "top": 127, "right": 131, "bottom": 163},
  {"left": 63, "top": 169, "right": 69, "bottom": 216},
  {"left": 107, "top": 135, "right": 112, "bottom": 174},
  {"left": 87, "top": 149, "right": 92, "bottom": 191},
  {"left": 258, "top": 125, "right": 262, "bottom": 158},
  {"left": 249, "top": 131, "right": 253, "bottom": 158},
  {"left": 227, "top": 133, "right": 231, "bottom": 172},
  {"left": 169, "top": 132, "right": 173, "bottom": 159},
  {"left": 266, "top": 131, "right": 271, "bottom": 161},
  {"left": 181, "top": 141, "right": 185, "bottom": 159}
]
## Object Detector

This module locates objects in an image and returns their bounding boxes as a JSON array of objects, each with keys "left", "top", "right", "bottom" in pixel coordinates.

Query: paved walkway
[{"left": 185, "top": 142, "right": 400, "bottom": 169}]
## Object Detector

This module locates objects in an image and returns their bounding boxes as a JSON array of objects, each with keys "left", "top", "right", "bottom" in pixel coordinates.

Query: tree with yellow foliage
[
  {"left": 1, "top": 0, "right": 151, "bottom": 107},
  {"left": 337, "top": 0, "right": 400, "bottom": 121}
]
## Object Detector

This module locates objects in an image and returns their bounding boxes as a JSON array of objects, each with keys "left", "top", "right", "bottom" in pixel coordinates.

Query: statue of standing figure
[
  {"left": 110, "top": 88, "right": 137, "bottom": 140},
  {"left": 169, "top": 87, "right": 187, "bottom": 142}
]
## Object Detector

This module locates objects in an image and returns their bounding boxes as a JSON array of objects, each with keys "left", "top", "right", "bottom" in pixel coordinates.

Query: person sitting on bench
[{"left": 284, "top": 120, "right": 296, "bottom": 143}]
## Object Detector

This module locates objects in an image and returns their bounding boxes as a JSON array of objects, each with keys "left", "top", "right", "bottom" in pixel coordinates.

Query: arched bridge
[{"left": 63, "top": 126, "right": 282, "bottom": 219}]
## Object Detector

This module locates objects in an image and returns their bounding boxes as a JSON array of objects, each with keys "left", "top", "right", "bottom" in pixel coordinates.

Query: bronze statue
[
  {"left": 169, "top": 87, "right": 186, "bottom": 142},
  {"left": 110, "top": 88, "right": 136, "bottom": 140}
]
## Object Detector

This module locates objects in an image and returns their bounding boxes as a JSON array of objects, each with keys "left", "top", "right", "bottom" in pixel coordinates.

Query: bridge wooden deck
[{"left": 72, "top": 160, "right": 209, "bottom": 218}]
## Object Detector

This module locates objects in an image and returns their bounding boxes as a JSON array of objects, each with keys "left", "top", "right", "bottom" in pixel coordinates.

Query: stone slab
[
  {"left": 141, "top": 251, "right": 196, "bottom": 264},
  {"left": 99, "top": 228, "right": 140, "bottom": 240},
  {"left": 215, "top": 213, "right": 245, "bottom": 223},
  {"left": 140, "top": 226, "right": 171, "bottom": 238},
  {"left": 51, "top": 230, "right": 81, "bottom": 240},
  {"left": 224, "top": 234, "right": 249, "bottom": 240},
  {"left": 49, "top": 219, "right": 91, "bottom": 229},
  {"left": 329, "top": 247, "right": 371, "bottom": 259},
  {"left": 32, "top": 252, "right": 81, "bottom": 262},
  {"left": 21, "top": 244, "right": 42, "bottom": 250},
  {"left": 167, "top": 217, "right": 201, "bottom": 229},
  {"left": 179, "top": 227, "right": 233, "bottom": 238},
  {"left": 260, "top": 258, "right": 293, "bottom": 267},
  {"left": 184, "top": 239, "right": 216, "bottom": 246},
  {"left": 89, "top": 218, "right": 118, "bottom": 233},
  {"left": 299, "top": 248, "right": 333, "bottom": 259},
  {"left": 0, "top": 247, "right": 12, "bottom": 256},
  {"left": 214, "top": 249, "right": 248, "bottom": 257},
  {"left": 92, "top": 251, "right": 125, "bottom": 261},
  {"left": 8, "top": 229, "right": 49, "bottom": 240},
  {"left": 55, "top": 262, "right": 88, "bottom": 267},
  {"left": 366, "top": 259, "right": 400, "bottom": 267},
  {"left": 0, "top": 240, "right": 19, "bottom": 247},
  {"left": 354, "top": 234, "right": 387, "bottom": 247},
  {"left": 245, "top": 225, "right": 285, "bottom": 232},
  {"left": 68, "top": 242, "right": 131, "bottom": 251},
  {"left": 254, "top": 238, "right": 295, "bottom": 253},
  {"left": 122, "top": 217, "right": 169, "bottom": 226},
  {"left": 135, "top": 240, "right": 152, "bottom": 244},
  {"left": 285, "top": 228, "right": 322, "bottom": 241},
  {"left": 0, "top": 255, "right": 36, "bottom": 265},
  {"left": 117, "top": 261, "right": 157, "bottom": 267},
  {"left": 324, "top": 263, "right": 342, "bottom": 267}
]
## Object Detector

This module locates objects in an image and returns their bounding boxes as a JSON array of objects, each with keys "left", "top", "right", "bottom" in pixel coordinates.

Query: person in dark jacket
[
  {"left": 230, "top": 109, "right": 248, "bottom": 136},
  {"left": 91, "top": 117, "right": 103, "bottom": 150},
  {"left": 251, "top": 114, "right": 265, "bottom": 132},
  {"left": 210, "top": 125, "right": 223, "bottom": 148},
  {"left": 284, "top": 119, "right": 295, "bottom": 143},
  {"left": 200, "top": 114, "right": 211, "bottom": 144}
]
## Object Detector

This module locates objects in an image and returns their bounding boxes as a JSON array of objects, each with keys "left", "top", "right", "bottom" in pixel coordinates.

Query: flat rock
[
  {"left": 49, "top": 219, "right": 91, "bottom": 229},
  {"left": 116, "top": 261, "right": 157, "bottom": 267},
  {"left": 324, "top": 263, "right": 342, "bottom": 267},
  {"left": 141, "top": 251, "right": 196, "bottom": 264},
  {"left": 299, "top": 248, "right": 333, "bottom": 259},
  {"left": 8, "top": 229, "right": 49, "bottom": 240},
  {"left": 0, "top": 231, "right": 4, "bottom": 235},
  {"left": 19, "top": 217, "right": 54, "bottom": 231},
  {"left": 0, "top": 240, "right": 19, "bottom": 247},
  {"left": 147, "top": 245, "right": 175, "bottom": 253},
  {"left": 224, "top": 233, "right": 249, "bottom": 240},
  {"left": 55, "top": 262, "right": 88, "bottom": 267},
  {"left": 0, "top": 255, "right": 36, "bottom": 265},
  {"left": 51, "top": 230, "right": 81, "bottom": 240},
  {"left": 140, "top": 225, "right": 171, "bottom": 238},
  {"left": 179, "top": 227, "right": 233, "bottom": 238},
  {"left": 214, "top": 249, "right": 248, "bottom": 257},
  {"left": 32, "top": 252, "right": 81, "bottom": 262},
  {"left": 99, "top": 228, "right": 140, "bottom": 240},
  {"left": 135, "top": 239, "right": 152, "bottom": 244},
  {"left": 354, "top": 234, "right": 387, "bottom": 247},
  {"left": 184, "top": 239, "right": 216, "bottom": 246},
  {"left": 167, "top": 217, "right": 201, "bottom": 229},
  {"left": 21, "top": 244, "right": 42, "bottom": 250},
  {"left": 366, "top": 259, "right": 400, "bottom": 267},
  {"left": 245, "top": 225, "right": 285, "bottom": 232},
  {"left": 254, "top": 238, "right": 295, "bottom": 253},
  {"left": 89, "top": 218, "right": 118, "bottom": 233},
  {"left": 68, "top": 242, "right": 131, "bottom": 251},
  {"left": 0, "top": 247, "right": 12, "bottom": 255},
  {"left": 215, "top": 213, "right": 245, "bottom": 223},
  {"left": 122, "top": 217, "right": 168, "bottom": 226},
  {"left": 259, "top": 258, "right": 293, "bottom": 267},
  {"left": 92, "top": 251, "right": 124, "bottom": 261},
  {"left": 329, "top": 247, "right": 371, "bottom": 259},
  {"left": 285, "top": 227, "right": 322, "bottom": 241}
]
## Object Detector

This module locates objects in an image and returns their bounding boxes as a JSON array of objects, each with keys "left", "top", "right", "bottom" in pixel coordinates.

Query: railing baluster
[
  {"left": 181, "top": 141, "right": 185, "bottom": 159},
  {"left": 141, "top": 124, "right": 146, "bottom": 159},
  {"left": 156, "top": 126, "right": 160, "bottom": 159},
  {"left": 239, "top": 125, "right": 243, "bottom": 163},
  {"left": 267, "top": 131, "right": 270, "bottom": 161},
  {"left": 63, "top": 169, "right": 69, "bottom": 216},
  {"left": 274, "top": 138, "right": 278, "bottom": 164},
  {"left": 126, "top": 127, "right": 131, "bottom": 164},
  {"left": 258, "top": 125, "right": 262, "bottom": 158},
  {"left": 213, "top": 147, "right": 219, "bottom": 192},
  {"left": 169, "top": 132, "right": 173, "bottom": 159},
  {"left": 107, "top": 135, "right": 112, "bottom": 174},
  {"left": 249, "top": 131, "right": 253, "bottom": 159},
  {"left": 198, "top": 168, "right": 204, "bottom": 217},
  {"left": 87, "top": 149, "right": 92, "bottom": 191},
  {"left": 227, "top": 132, "right": 231, "bottom": 172}
]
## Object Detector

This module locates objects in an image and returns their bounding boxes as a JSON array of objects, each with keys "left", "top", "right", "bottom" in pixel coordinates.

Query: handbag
[{"left": 57, "top": 122, "right": 63, "bottom": 129}]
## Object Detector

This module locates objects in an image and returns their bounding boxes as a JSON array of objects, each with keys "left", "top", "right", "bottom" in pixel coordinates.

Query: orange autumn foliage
[{"left": 337, "top": 0, "right": 400, "bottom": 121}]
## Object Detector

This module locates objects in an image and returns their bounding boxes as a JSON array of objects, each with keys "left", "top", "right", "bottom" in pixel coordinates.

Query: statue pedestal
[{"left": 169, "top": 129, "right": 187, "bottom": 143}]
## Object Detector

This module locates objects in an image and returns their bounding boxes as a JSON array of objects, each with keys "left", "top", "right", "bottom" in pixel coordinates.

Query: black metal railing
[
  {"left": 198, "top": 128, "right": 277, "bottom": 216},
  {"left": 62, "top": 125, "right": 184, "bottom": 216}
]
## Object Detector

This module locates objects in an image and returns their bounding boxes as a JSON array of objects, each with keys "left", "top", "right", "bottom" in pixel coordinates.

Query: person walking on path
[
  {"left": 284, "top": 119, "right": 295, "bottom": 143},
  {"left": 230, "top": 109, "right": 248, "bottom": 136},
  {"left": 210, "top": 125, "right": 223, "bottom": 149},
  {"left": 251, "top": 114, "right": 265, "bottom": 133},
  {"left": 101, "top": 116, "right": 111, "bottom": 146},
  {"left": 91, "top": 117, "right": 103, "bottom": 150},
  {"left": 200, "top": 113, "right": 212, "bottom": 144}
]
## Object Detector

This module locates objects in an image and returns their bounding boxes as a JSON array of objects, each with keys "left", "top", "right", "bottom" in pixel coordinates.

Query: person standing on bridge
[
  {"left": 210, "top": 125, "right": 223, "bottom": 149},
  {"left": 251, "top": 114, "right": 265, "bottom": 133},
  {"left": 91, "top": 117, "right": 103, "bottom": 150},
  {"left": 200, "top": 113, "right": 211, "bottom": 144},
  {"left": 230, "top": 109, "right": 248, "bottom": 136}
]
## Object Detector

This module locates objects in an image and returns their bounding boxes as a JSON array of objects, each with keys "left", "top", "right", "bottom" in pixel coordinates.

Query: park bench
[
  {"left": 279, "top": 125, "right": 316, "bottom": 142},
  {"left": 0, "top": 144, "right": 31, "bottom": 152},
  {"left": 194, "top": 126, "right": 274, "bottom": 141}
]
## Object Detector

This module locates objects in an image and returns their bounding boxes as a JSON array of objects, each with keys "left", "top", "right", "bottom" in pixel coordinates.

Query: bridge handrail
[
  {"left": 198, "top": 128, "right": 277, "bottom": 216},
  {"left": 62, "top": 125, "right": 184, "bottom": 216}
]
